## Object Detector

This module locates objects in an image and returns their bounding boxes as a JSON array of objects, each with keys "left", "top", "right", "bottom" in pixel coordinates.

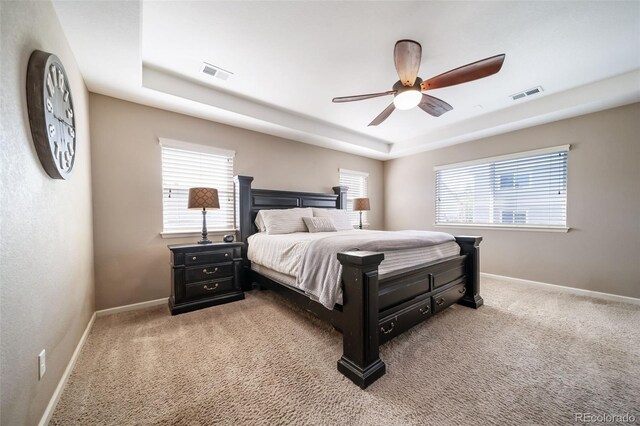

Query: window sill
[
  {"left": 433, "top": 223, "right": 570, "bottom": 233},
  {"left": 160, "top": 229, "right": 236, "bottom": 239}
]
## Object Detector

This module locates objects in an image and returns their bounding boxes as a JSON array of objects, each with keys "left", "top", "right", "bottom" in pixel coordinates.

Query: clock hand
[{"left": 53, "top": 114, "right": 72, "bottom": 127}]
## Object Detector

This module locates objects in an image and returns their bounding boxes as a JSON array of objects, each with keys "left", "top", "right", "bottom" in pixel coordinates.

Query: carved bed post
[
  {"left": 336, "top": 251, "right": 386, "bottom": 389},
  {"left": 234, "top": 175, "right": 253, "bottom": 290},
  {"left": 234, "top": 175, "right": 254, "bottom": 250},
  {"left": 333, "top": 185, "right": 348, "bottom": 209},
  {"left": 455, "top": 236, "right": 484, "bottom": 309}
]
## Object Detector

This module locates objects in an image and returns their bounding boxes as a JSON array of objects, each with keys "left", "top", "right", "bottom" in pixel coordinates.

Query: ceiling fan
[{"left": 332, "top": 40, "right": 505, "bottom": 126}]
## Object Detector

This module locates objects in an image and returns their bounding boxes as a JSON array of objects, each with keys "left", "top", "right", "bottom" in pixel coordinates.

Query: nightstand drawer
[
  {"left": 185, "top": 249, "right": 234, "bottom": 265},
  {"left": 185, "top": 277, "right": 235, "bottom": 299},
  {"left": 185, "top": 263, "right": 234, "bottom": 283}
]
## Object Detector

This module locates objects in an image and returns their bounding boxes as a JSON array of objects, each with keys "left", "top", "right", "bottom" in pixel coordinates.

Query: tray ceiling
[{"left": 54, "top": 1, "right": 640, "bottom": 160}]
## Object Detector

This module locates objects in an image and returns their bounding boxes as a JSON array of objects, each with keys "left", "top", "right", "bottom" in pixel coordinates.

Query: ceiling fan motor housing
[{"left": 393, "top": 77, "right": 423, "bottom": 97}]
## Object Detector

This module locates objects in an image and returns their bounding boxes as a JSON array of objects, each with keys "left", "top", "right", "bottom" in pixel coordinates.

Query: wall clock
[{"left": 26, "top": 50, "right": 76, "bottom": 179}]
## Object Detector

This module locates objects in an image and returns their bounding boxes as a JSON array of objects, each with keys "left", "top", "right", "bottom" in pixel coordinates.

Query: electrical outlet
[{"left": 38, "top": 349, "right": 46, "bottom": 380}]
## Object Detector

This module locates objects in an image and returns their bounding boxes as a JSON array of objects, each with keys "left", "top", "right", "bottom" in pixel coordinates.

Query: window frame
[
  {"left": 159, "top": 138, "right": 236, "bottom": 238},
  {"left": 433, "top": 145, "right": 570, "bottom": 233}
]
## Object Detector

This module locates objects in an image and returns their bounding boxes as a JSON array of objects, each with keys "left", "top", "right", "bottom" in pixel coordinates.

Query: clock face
[{"left": 26, "top": 50, "right": 76, "bottom": 179}]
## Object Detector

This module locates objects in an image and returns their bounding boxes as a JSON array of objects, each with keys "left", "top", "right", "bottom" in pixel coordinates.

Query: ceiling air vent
[
  {"left": 510, "top": 86, "right": 543, "bottom": 101},
  {"left": 201, "top": 62, "right": 233, "bottom": 81}
]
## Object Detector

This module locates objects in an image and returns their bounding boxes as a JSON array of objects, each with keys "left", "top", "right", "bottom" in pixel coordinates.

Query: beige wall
[
  {"left": 0, "top": 2, "right": 95, "bottom": 424},
  {"left": 89, "top": 94, "right": 384, "bottom": 310},
  {"left": 385, "top": 103, "right": 640, "bottom": 299}
]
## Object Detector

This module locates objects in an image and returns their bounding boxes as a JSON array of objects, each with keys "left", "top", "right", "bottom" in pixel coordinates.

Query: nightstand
[{"left": 168, "top": 242, "right": 245, "bottom": 315}]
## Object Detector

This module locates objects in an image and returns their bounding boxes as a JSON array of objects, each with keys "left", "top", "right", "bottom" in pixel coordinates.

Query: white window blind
[
  {"left": 435, "top": 145, "right": 569, "bottom": 229},
  {"left": 160, "top": 139, "right": 235, "bottom": 233},
  {"left": 339, "top": 168, "right": 368, "bottom": 227}
]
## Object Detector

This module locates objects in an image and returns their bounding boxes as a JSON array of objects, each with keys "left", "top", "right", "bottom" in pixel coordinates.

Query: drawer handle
[
  {"left": 203, "top": 283, "right": 219, "bottom": 291},
  {"left": 202, "top": 267, "right": 218, "bottom": 275},
  {"left": 459, "top": 287, "right": 466, "bottom": 294},
  {"left": 380, "top": 317, "right": 397, "bottom": 334},
  {"left": 436, "top": 297, "right": 446, "bottom": 307},
  {"left": 419, "top": 305, "right": 430, "bottom": 315},
  {"left": 224, "top": 253, "right": 229, "bottom": 257},
  {"left": 192, "top": 256, "right": 197, "bottom": 261}
]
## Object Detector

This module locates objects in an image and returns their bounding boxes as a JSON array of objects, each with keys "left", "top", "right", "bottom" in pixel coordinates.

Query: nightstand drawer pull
[
  {"left": 225, "top": 253, "right": 229, "bottom": 257},
  {"left": 436, "top": 297, "right": 446, "bottom": 307},
  {"left": 192, "top": 256, "right": 197, "bottom": 261},
  {"left": 459, "top": 287, "right": 466, "bottom": 294},
  {"left": 419, "top": 305, "right": 430, "bottom": 315},
  {"left": 202, "top": 268, "right": 218, "bottom": 275},
  {"left": 203, "top": 283, "right": 219, "bottom": 291}
]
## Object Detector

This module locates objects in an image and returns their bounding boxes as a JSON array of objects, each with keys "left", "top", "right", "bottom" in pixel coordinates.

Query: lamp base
[{"left": 197, "top": 209, "right": 212, "bottom": 244}]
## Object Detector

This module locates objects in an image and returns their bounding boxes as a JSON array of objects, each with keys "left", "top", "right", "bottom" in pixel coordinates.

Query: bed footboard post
[
  {"left": 455, "top": 236, "right": 484, "bottom": 309},
  {"left": 336, "top": 251, "right": 386, "bottom": 389}
]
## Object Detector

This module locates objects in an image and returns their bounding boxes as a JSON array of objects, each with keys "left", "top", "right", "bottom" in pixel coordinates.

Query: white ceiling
[{"left": 54, "top": 1, "right": 640, "bottom": 160}]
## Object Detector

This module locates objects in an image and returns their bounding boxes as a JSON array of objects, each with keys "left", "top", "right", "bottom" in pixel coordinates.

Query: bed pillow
[
  {"left": 261, "top": 208, "right": 313, "bottom": 235},
  {"left": 255, "top": 210, "right": 267, "bottom": 232},
  {"left": 303, "top": 216, "right": 338, "bottom": 233},
  {"left": 312, "top": 208, "right": 353, "bottom": 231}
]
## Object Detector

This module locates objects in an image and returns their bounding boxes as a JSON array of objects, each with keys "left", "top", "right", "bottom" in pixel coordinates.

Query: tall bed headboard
[{"left": 234, "top": 176, "right": 348, "bottom": 252}]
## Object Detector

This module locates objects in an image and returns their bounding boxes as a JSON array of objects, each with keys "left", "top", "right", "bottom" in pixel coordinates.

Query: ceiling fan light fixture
[{"left": 393, "top": 89, "right": 422, "bottom": 110}]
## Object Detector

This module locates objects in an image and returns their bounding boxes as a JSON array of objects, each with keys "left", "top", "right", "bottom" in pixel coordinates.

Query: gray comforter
[{"left": 296, "top": 230, "right": 455, "bottom": 309}]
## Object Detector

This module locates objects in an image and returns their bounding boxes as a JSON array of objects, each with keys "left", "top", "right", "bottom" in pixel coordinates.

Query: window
[
  {"left": 435, "top": 145, "right": 569, "bottom": 230},
  {"left": 160, "top": 138, "right": 235, "bottom": 234},
  {"left": 339, "top": 168, "right": 368, "bottom": 227}
]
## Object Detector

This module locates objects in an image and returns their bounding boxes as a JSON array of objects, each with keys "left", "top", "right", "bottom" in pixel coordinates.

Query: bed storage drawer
[
  {"left": 185, "top": 263, "right": 234, "bottom": 283},
  {"left": 429, "top": 256, "right": 466, "bottom": 290},
  {"left": 432, "top": 282, "right": 466, "bottom": 314},
  {"left": 378, "top": 294, "right": 432, "bottom": 344},
  {"left": 185, "top": 277, "right": 235, "bottom": 299}
]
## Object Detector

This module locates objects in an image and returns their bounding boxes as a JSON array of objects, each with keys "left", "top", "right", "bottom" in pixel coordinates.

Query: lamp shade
[
  {"left": 353, "top": 197, "right": 370, "bottom": 212},
  {"left": 188, "top": 187, "right": 220, "bottom": 209}
]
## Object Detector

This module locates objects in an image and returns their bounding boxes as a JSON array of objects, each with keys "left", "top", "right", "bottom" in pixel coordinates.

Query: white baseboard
[
  {"left": 481, "top": 273, "right": 640, "bottom": 305},
  {"left": 96, "top": 297, "right": 168, "bottom": 317},
  {"left": 38, "top": 312, "right": 96, "bottom": 426}
]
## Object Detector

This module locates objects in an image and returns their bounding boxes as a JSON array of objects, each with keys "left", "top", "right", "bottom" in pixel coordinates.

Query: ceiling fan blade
[
  {"left": 394, "top": 40, "right": 422, "bottom": 87},
  {"left": 332, "top": 91, "right": 395, "bottom": 103},
  {"left": 368, "top": 103, "right": 395, "bottom": 126},
  {"left": 418, "top": 94, "right": 453, "bottom": 117},
  {"left": 421, "top": 54, "right": 506, "bottom": 91}
]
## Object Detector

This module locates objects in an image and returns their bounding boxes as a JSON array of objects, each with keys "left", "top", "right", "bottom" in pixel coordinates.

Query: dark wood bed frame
[{"left": 235, "top": 176, "right": 483, "bottom": 389}]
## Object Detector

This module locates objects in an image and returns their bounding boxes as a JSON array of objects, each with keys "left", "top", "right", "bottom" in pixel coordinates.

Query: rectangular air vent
[
  {"left": 201, "top": 62, "right": 233, "bottom": 81},
  {"left": 510, "top": 86, "right": 543, "bottom": 101}
]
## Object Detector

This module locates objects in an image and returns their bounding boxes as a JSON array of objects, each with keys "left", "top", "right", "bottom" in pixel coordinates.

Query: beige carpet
[{"left": 51, "top": 278, "right": 640, "bottom": 425}]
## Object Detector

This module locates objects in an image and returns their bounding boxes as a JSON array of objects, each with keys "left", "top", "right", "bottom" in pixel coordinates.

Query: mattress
[{"left": 248, "top": 230, "right": 460, "bottom": 308}]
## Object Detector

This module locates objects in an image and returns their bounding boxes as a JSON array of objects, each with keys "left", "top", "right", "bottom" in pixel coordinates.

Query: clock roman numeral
[{"left": 46, "top": 73, "right": 54, "bottom": 97}]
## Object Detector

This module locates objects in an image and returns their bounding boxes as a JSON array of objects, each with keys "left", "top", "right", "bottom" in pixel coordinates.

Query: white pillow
[
  {"left": 303, "top": 216, "right": 338, "bottom": 233},
  {"left": 312, "top": 208, "right": 353, "bottom": 231},
  {"left": 255, "top": 211, "right": 267, "bottom": 232},
  {"left": 261, "top": 208, "right": 313, "bottom": 235}
]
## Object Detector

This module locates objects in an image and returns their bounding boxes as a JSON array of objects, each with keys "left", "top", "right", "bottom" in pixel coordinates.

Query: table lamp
[
  {"left": 353, "top": 197, "right": 370, "bottom": 230},
  {"left": 188, "top": 187, "right": 220, "bottom": 244}
]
